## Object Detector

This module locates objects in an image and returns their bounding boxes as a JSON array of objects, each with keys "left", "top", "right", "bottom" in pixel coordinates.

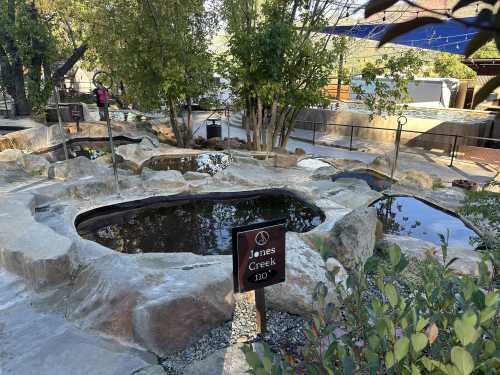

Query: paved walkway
[
  {"left": 192, "top": 112, "right": 498, "bottom": 184},
  {"left": 0, "top": 270, "right": 157, "bottom": 375}
]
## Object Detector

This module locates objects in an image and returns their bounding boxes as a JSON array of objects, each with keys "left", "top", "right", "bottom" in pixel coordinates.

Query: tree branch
[{"left": 50, "top": 43, "right": 88, "bottom": 84}]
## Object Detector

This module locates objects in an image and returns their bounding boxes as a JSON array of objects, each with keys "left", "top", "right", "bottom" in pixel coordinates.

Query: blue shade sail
[{"left": 323, "top": 17, "right": 479, "bottom": 54}]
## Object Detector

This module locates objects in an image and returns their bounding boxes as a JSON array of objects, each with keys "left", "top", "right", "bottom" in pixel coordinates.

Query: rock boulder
[
  {"left": 267, "top": 233, "right": 346, "bottom": 315},
  {"left": 326, "top": 207, "right": 378, "bottom": 270}
]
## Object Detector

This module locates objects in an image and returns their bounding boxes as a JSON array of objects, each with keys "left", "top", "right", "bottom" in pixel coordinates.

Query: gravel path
[{"left": 161, "top": 294, "right": 307, "bottom": 374}]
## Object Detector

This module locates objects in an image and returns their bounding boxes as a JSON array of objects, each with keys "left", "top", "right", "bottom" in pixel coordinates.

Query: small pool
[
  {"left": 372, "top": 196, "right": 478, "bottom": 250},
  {"left": 332, "top": 169, "right": 393, "bottom": 192},
  {"left": 37, "top": 137, "right": 141, "bottom": 162},
  {"left": 0, "top": 126, "right": 27, "bottom": 135},
  {"left": 142, "top": 152, "right": 231, "bottom": 176},
  {"left": 76, "top": 190, "right": 324, "bottom": 256}
]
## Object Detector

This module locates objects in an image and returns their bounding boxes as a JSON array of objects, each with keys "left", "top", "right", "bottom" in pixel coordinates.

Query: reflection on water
[
  {"left": 143, "top": 153, "right": 231, "bottom": 176},
  {"left": 0, "top": 127, "right": 27, "bottom": 135},
  {"left": 77, "top": 192, "right": 323, "bottom": 255},
  {"left": 332, "top": 170, "right": 393, "bottom": 192},
  {"left": 372, "top": 196, "right": 478, "bottom": 250},
  {"left": 38, "top": 138, "right": 141, "bottom": 162}
]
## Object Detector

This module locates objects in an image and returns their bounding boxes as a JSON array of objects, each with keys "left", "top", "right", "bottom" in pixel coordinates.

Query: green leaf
[
  {"left": 262, "top": 356, "right": 273, "bottom": 373},
  {"left": 416, "top": 318, "right": 429, "bottom": 332},
  {"left": 454, "top": 314, "right": 479, "bottom": 346},
  {"left": 342, "top": 356, "right": 354, "bottom": 375},
  {"left": 411, "top": 363, "right": 421, "bottom": 375},
  {"left": 385, "top": 351, "right": 395, "bottom": 369},
  {"left": 364, "top": 0, "right": 399, "bottom": 18},
  {"left": 244, "top": 349, "right": 262, "bottom": 370},
  {"left": 472, "top": 75, "right": 500, "bottom": 108},
  {"left": 387, "top": 244, "right": 401, "bottom": 267},
  {"left": 394, "top": 336, "right": 410, "bottom": 362},
  {"left": 378, "top": 17, "right": 444, "bottom": 47},
  {"left": 464, "top": 30, "right": 494, "bottom": 57},
  {"left": 480, "top": 306, "right": 496, "bottom": 324},
  {"left": 385, "top": 284, "right": 398, "bottom": 307},
  {"left": 485, "top": 291, "right": 499, "bottom": 307},
  {"left": 485, "top": 339, "right": 496, "bottom": 354},
  {"left": 451, "top": 347, "right": 474, "bottom": 375},
  {"left": 411, "top": 333, "right": 428, "bottom": 353},
  {"left": 368, "top": 335, "right": 380, "bottom": 351}
]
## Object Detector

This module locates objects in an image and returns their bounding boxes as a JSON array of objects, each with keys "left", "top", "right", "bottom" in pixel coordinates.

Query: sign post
[{"left": 232, "top": 219, "right": 286, "bottom": 334}]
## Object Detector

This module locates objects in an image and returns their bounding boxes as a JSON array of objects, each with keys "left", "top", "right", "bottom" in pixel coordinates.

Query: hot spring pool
[
  {"left": 332, "top": 169, "right": 393, "bottom": 192},
  {"left": 37, "top": 137, "right": 141, "bottom": 162},
  {"left": 372, "top": 196, "right": 479, "bottom": 250},
  {"left": 142, "top": 152, "right": 231, "bottom": 176},
  {"left": 76, "top": 190, "right": 324, "bottom": 256}
]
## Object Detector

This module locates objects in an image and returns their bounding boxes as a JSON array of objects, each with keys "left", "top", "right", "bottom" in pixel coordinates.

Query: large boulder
[
  {"left": 326, "top": 207, "right": 378, "bottom": 270},
  {"left": 328, "top": 178, "right": 382, "bottom": 209},
  {"left": 68, "top": 252, "right": 235, "bottom": 357},
  {"left": 0, "top": 149, "right": 50, "bottom": 176},
  {"left": 398, "top": 170, "right": 435, "bottom": 190},
  {"left": 0, "top": 148, "right": 25, "bottom": 165},
  {"left": 0, "top": 194, "right": 73, "bottom": 290},
  {"left": 23, "top": 154, "right": 50, "bottom": 176},
  {"left": 183, "top": 344, "right": 252, "bottom": 375},
  {"left": 141, "top": 169, "right": 186, "bottom": 190},
  {"left": 377, "top": 235, "right": 491, "bottom": 276},
  {"left": 51, "top": 157, "right": 112, "bottom": 180},
  {"left": 267, "top": 233, "right": 346, "bottom": 315}
]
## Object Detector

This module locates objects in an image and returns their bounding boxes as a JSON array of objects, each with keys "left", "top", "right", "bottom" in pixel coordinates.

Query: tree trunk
[
  {"left": 244, "top": 99, "right": 252, "bottom": 144},
  {"left": 12, "top": 59, "right": 30, "bottom": 116},
  {"left": 255, "top": 97, "right": 263, "bottom": 151},
  {"left": 185, "top": 96, "right": 193, "bottom": 146},
  {"left": 280, "top": 108, "right": 299, "bottom": 148},
  {"left": 168, "top": 96, "right": 184, "bottom": 147},
  {"left": 266, "top": 99, "right": 278, "bottom": 152}
]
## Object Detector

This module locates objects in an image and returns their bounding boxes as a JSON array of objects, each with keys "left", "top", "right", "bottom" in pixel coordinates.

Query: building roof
[{"left": 461, "top": 58, "right": 500, "bottom": 75}]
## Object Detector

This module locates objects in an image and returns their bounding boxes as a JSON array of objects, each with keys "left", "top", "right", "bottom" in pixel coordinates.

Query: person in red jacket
[{"left": 92, "top": 82, "right": 109, "bottom": 121}]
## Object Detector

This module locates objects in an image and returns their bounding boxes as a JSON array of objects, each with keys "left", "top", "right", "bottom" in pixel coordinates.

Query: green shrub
[{"left": 244, "top": 240, "right": 499, "bottom": 374}]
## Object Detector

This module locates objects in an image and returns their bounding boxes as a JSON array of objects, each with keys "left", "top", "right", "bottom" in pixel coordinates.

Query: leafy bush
[{"left": 244, "top": 241, "right": 499, "bottom": 374}]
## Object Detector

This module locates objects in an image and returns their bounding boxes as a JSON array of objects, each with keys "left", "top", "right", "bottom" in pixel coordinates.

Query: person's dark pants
[{"left": 98, "top": 104, "right": 106, "bottom": 121}]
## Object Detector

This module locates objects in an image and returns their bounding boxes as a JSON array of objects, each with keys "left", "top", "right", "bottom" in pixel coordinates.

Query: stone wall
[{"left": 295, "top": 108, "right": 495, "bottom": 150}]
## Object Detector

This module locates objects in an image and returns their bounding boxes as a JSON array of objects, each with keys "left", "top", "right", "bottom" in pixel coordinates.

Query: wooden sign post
[{"left": 232, "top": 219, "right": 286, "bottom": 334}]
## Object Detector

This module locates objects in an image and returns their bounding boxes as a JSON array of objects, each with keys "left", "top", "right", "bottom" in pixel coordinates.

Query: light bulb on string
[{"left": 382, "top": 11, "right": 386, "bottom": 22}]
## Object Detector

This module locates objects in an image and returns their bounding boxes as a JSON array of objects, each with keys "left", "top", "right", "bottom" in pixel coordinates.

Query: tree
[
  {"left": 433, "top": 53, "right": 476, "bottom": 79},
  {"left": 84, "top": 0, "right": 216, "bottom": 147},
  {"left": 0, "top": 0, "right": 87, "bottom": 116},
  {"left": 364, "top": 0, "right": 500, "bottom": 108},
  {"left": 220, "top": 0, "right": 346, "bottom": 151},
  {"left": 352, "top": 50, "right": 424, "bottom": 118}
]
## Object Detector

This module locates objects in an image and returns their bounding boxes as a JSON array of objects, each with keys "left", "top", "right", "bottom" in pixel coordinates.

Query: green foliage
[
  {"left": 220, "top": 0, "right": 342, "bottom": 150},
  {"left": 85, "top": 0, "right": 215, "bottom": 112},
  {"left": 459, "top": 190, "right": 500, "bottom": 273},
  {"left": 433, "top": 53, "right": 476, "bottom": 80},
  {"left": 352, "top": 50, "right": 424, "bottom": 119},
  {"left": 245, "top": 239, "right": 500, "bottom": 374}
]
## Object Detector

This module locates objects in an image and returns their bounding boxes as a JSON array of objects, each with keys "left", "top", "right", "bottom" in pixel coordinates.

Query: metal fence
[{"left": 295, "top": 119, "right": 500, "bottom": 168}]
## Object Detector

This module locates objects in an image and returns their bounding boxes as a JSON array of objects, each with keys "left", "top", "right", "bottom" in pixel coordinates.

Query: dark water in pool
[
  {"left": 372, "top": 196, "right": 478, "bottom": 249},
  {"left": 37, "top": 137, "right": 141, "bottom": 162},
  {"left": 143, "top": 153, "right": 231, "bottom": 176},
  {"left": 0, "top": 126, "right": 27, "bottom": 135},
  {"left": 332, "top": 170, "right": 393, "bottom": 192},
  {"left": 76, "top": 191, "right": 324, "bottom": 256}
]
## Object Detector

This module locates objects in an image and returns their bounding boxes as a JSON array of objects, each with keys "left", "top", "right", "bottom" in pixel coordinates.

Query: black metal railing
[{"left": 294, "top": 119, "right": 500, "bottom": 167}]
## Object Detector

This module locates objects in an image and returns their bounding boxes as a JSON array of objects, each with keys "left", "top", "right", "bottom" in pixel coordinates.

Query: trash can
[{"left": 206, "top": 118, "right": 222, "bottom": 139}]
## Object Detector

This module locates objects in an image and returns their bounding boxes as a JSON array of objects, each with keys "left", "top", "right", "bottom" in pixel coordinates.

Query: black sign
[{"left": 232, "top": 219, "right": 286, "bottom": 293}]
